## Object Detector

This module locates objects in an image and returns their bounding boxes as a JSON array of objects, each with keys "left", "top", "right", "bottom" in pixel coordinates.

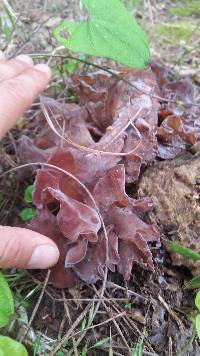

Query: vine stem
[{"left": 26, "top": 52, "right": 200, "bottom": 108}]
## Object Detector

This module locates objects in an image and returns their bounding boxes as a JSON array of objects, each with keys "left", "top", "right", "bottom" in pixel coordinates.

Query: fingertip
[
  {"left": 34, "top": 64, "right": 52, "bottom": 79},
  {"left": 0, "top": 226, "right": 60, "bottom": 269},
  {"left": 27, "top": 243, "right": 60, "bottom": 269},
  {"left": 16, "top": 54, "right": 34, "bottom": 66},
  {"left": 0, "top": 51, "right": 5, "bottom": 62}
]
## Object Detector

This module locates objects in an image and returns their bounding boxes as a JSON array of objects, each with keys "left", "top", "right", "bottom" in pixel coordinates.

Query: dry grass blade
[
  {"left": 69, "top": 311, "right": 126, "bottom": 339},
  {"left": 61, "top": 289, "right": 78, "bottom": 356},
  {"left": 104, "top": 289, "right": 156, "bottom": 354},
  {"left": 49, "top": 302, "right": 91, "bottom": 355},
  {"left": 41, "top": 97, "right": 143, "bottom": 157}
]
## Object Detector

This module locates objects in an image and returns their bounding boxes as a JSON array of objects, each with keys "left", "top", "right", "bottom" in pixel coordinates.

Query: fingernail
[
  {"left": 34, "top": 64, "right": 52, "bottom": 77},
  {"left": 28, "top": 244, "right": 59, "bottom": 269},
  {"left": 16, "top": 54, "right": 33, "bottom": 65}
]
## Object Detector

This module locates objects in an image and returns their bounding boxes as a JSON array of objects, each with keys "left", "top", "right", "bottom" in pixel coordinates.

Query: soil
[
  {"left": 0, "top": 1, "right": 200, "bottom": 355},
  {"left": 138, "top": 152, "right": 200, "bottom": 275}
]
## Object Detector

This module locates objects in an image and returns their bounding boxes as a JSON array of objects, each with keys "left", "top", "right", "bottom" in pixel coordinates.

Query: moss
[
  {"left": 169, "top": 1, "right": 200, "bottom": 18},
  {"left": 157, "top": 21, "right": 199, "bottom": 42}
]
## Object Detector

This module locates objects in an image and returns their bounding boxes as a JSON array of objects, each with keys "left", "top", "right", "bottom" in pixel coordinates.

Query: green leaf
[
  {"left": 132, "top": 338, "right": 143, "bottom": 356},
  {"left": 33, "top": 335, "right": 41, "bottom": 356},
  {"left": 109, "top": 344, "right": 113, "bottom": 356},
  {"left": 55, "top": 352, "right": 65, "bottom": 356},
  {"left": 19, "top": 208, "right": 38, "bottom": 221},
  {"left": 87, "top": 303, "right": 94, "bottom": 327},
  {"left": 185, "top": 275, "right": 200, "bottom": 289},
  {"left": 195, "top": 292, "right": 200, "bottom": 312},
  {"left": 80, "top": 345, "right": 88, "bottom": 356},
  {"left": 24, "top": 185, "right": 34, "bottom": 203},
  {"left": 81, "top": 317, "right": 87, "bottom": 331},
  {"left": 53, "top": 0, "right": 149, "bottom": 68},
  {"left": 91, "top": 337, "right": 111, "bottom": 349},
  {"left": 195, "top": 314, "right": 200, "bottom": 339},
  {"left": 0, "top": 272, "right": 14, "bottom": 328},
  {"left": 63, "top": 60, "right": 79, "bottom": 75},
  {"left": 166, "top": 242, "right": 200, "bottom": 261},
  {"left": 0, "top": 336, "right": 28, "bottom": 356}
]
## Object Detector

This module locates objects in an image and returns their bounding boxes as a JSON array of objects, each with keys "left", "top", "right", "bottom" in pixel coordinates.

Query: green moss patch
[
  {"left": 157, "top": 21, "right": 199, "bottom": 42},
  {"left": 169, "top": 1, "right": 200, "bottom": 18}
]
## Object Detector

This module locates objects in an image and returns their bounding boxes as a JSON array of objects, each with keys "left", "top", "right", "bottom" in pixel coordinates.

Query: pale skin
[{"left": 0, "top": 54, "right": 60, "bottom": 269}]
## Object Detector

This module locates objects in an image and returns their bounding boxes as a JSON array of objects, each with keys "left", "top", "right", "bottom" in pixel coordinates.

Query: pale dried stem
[
  {"left": 93, "top": 285, "right": 132, "bottom": 355},
  {"left": 61, "top": 289, "right": 79, "bottom": 356}
]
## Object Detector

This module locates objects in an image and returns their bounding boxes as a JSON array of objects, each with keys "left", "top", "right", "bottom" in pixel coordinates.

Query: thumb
[{"left": 0, "top": 226, "right": 59, "bottom": 269}]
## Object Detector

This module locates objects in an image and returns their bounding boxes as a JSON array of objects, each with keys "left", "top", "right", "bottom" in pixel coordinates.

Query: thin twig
[
  {"left": 158, "top": 295, "right": 185, "bottom": 332},
  {"left": 20, "top": 269, "right": 50, "bottom": 342}
]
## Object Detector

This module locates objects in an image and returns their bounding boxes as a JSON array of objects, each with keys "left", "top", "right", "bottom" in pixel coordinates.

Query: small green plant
[
  {"left": 24, "top": 185, "right": 34, "bottom": 204},
  {"left": 53, "top": 0, "right": 149, "bottom": 68},
  {"left": 167, "top": 241, "right": 200, "bottom": 290},
  {"left": 0, "top": 0, "right": 18, "bottom": 45},
  {"left": 0, "top": 272, "right": 28, "bottom": 355},
  {"left": 132, "top": 335, "right": 144, "bottom": 356},
  {"left": 19, "top": 208, "right": 38, "bottom": 221},
  {"left": 167, "top": 242, "right": 200, "bottom": 346},
  {"left": 166, "top": 241, "right": 200, "bottom": 261},
  {"left": 186, "top": 275, "right": 200, "bottom": 290},
  {"left": 194, "top": 292, "right": 200, "bottom": 338},
  {"left": 19, "top": 185, "right": 37, "bottom": 221},
  {"left": 124, "top": 298, "right": 133, "bottom": 310}
]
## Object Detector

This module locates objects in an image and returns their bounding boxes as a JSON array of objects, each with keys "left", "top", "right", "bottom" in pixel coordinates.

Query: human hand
[{"left": 0, "top": 55, "right": 59, "bottom": 269}]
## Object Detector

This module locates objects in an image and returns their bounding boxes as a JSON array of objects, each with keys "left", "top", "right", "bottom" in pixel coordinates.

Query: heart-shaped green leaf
[
  {"left": 0, "top": 336, "right": 28, "bottom": 356},
  {"left": 0, "top": 272, "right": 14, "bottom": 328},
  {"left": 53, "top": 0, "right": 149, "bottom": 68}
]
